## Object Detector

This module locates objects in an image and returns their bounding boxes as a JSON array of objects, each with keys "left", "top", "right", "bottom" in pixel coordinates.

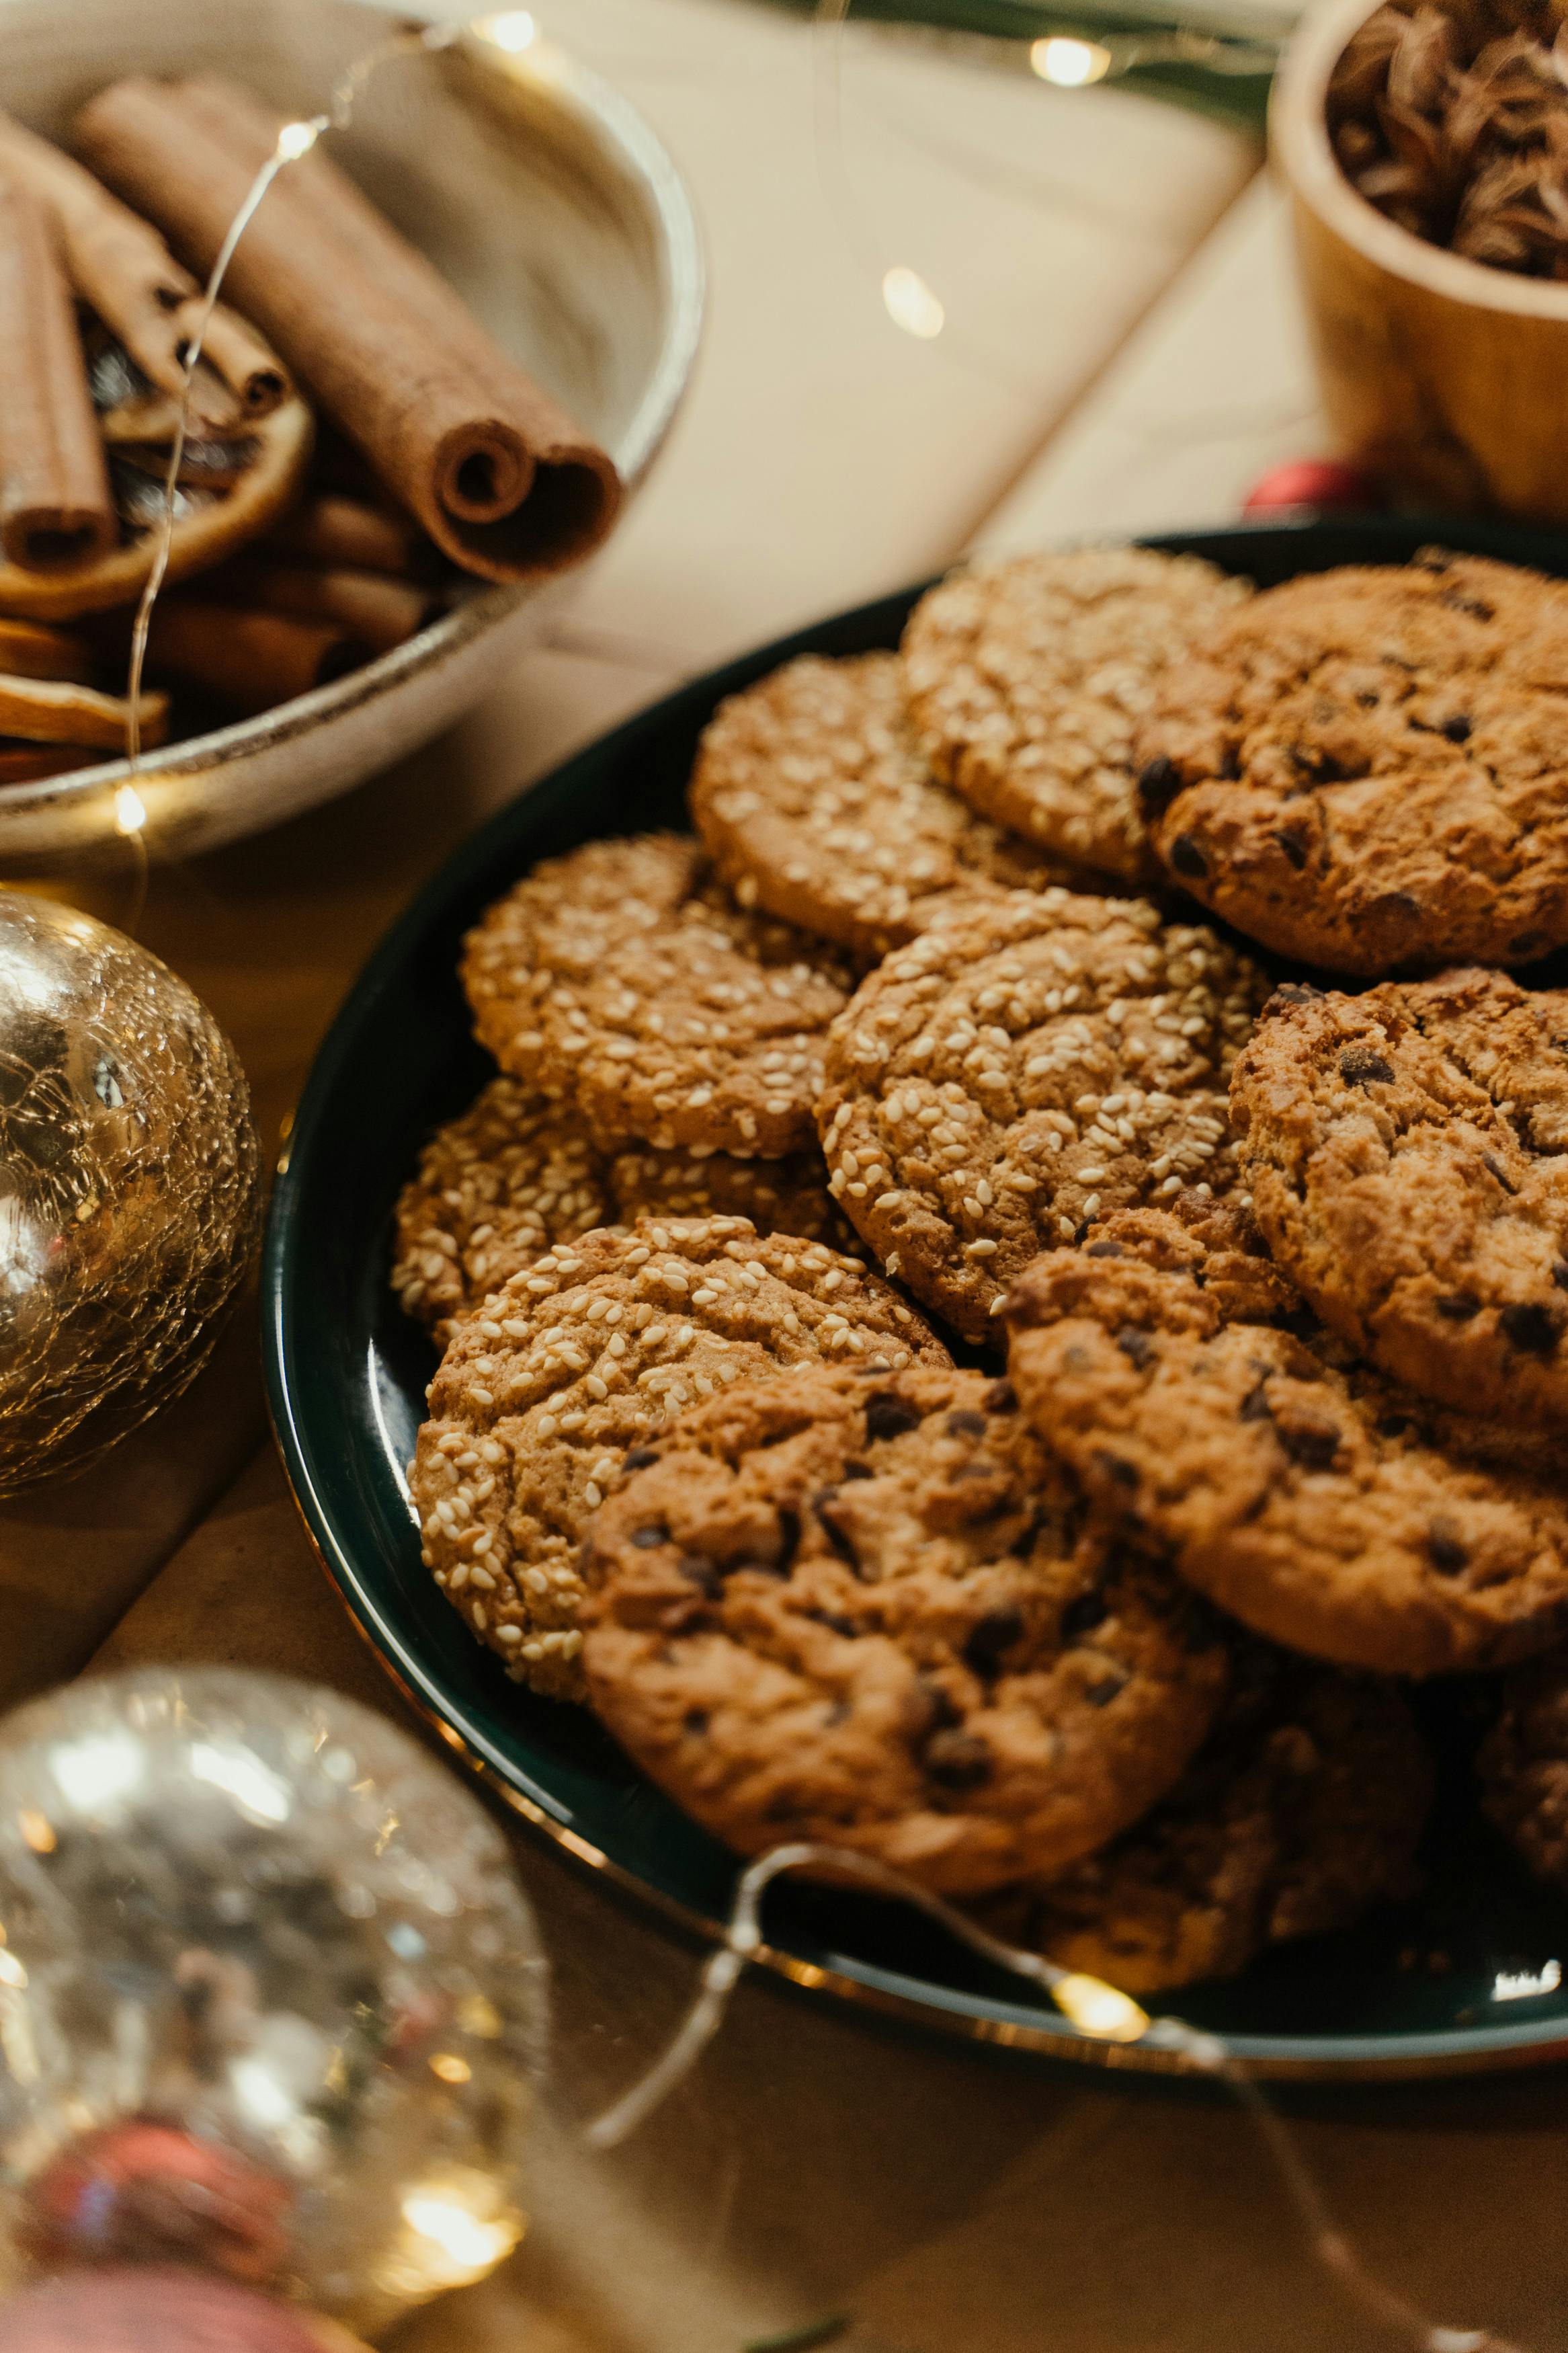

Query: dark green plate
[{"left": 265, "top": 514, "right": 1568, "bottom": 2080}]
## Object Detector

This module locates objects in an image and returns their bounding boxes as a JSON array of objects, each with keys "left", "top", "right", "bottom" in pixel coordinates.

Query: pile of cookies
[{"left": 395, "top": 541, "right": 1568, "bottom": 1996}]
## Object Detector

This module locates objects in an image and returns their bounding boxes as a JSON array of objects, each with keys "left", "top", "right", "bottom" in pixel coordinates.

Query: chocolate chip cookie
[
  {"left": 902, "top": 547, "right": 1249, "bottom": 883},
  {"left": 462, "top": 834, "right": 858, "bottom": 1158},
  {"left": 1479, "top": 1648, "right": 1568, "bottom": 1888},
  {"left": 392, "top": 1076, "right": 614, "bottom": 1339},
  {"left": 411, "top": 1218, "right": 948, "bottom": 1700},
  {"left": 815, "top": 888, "right": 1268, "bottom": 1339},
  {"left": 690, "top": 652, "right": 1077, "bottom": 957},
  {"left": 1231, "top": 969, "right": 1568, "bottom": 1430},
  {"left": 580, "top": 1361, "right": 1227, "bottom": 1895},
  {"left": 1137, "top": 550, "right": 1568, "bottom": 973},
  {"left": 1003, "top": 1242, "right": 1568, "bottom": 1673},
  {"left": 985, "top": 1654, "right": 1431, "bottom": 1991}
]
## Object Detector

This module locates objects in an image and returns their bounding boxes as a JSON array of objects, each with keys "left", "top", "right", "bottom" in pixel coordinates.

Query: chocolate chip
[
  {"left": 1137, "top": 754, "right": 1182, "bottom": 814},
  {"left": 1073, "top": 1220, "right": 1095, "bottom": 1246},
  {"left": 920, "top": 1677, "right": 962, "bottom": 1730},
  {"left": 1373, "top": 891, "right": 1422, "bottom": 922},
  {"left": 1272, "top": 828, "right": 1308, "bottom": 871},
  {"left": 624, "top": 1449, "right": 659, "bottom": 1471},
  {"left": 1438, "top": 590, "right": 1493, "bottom": 621},
  {"left": 1219, "top": 746, "right": 1242, "bottom": 780},
  {"left": 1428, "top": 1519, "right": 1469, "bottom": 1575},
  {"left": 1239, "top": 1374, "right": 1274, "bottom": 1424},
  {"left": 841, "top": 1460, "right": 873, "bottom": 1480},
  {"left": 773, "top": 1504, "right": 800, "bottom": 1570},
  {"left": 1553, "top": 1263, "right": 1568, "bottom": 1293},
  {"left": 630, "top": 1523, "right": 669, "bottom": 1549},
  {"left": 1116, "top": 1326, "right": 1155, "bottom": 1368},
  {"left": 1501, "top": 1301, "right": 1563, "bottom": 1356},
  {"left": 1168, "top": 834, "right": 1208, "bottom": 879},
  {"left": 923, "top": 1727, "right": 993, "bottom": 1790},
  {"left": 1376, "top": 1412, "right": 1413, "bottom": 1440},
  {"left": 983, "top": 1380, "right": 1018, "bottom": 1414},
  {"left": 1086, "top": 1240, "right": 1124, "bottom": 1259},
  {"left": 1441, "top": 713, "right": 1472, "bottom": 742},
  {"left": 1278, "top": 1417, "right": 1342, "bottom": 1470},
  {"left": 1265, "top": 983, "right": 1323, "bottom": 1012},
  {"left": 1060, "top": 1588, "right": 1110, "bottom": 1640},
  {"left": 1093, "top": 1447, "right": 1140, "bottom": 1490},
  {"left": 1085, "top": 1671, "right": 1128, "bottom": 1709},
  {"left": 1482, "top": 1152, "right": 1518, "bottom": 1197},
  {"left": 963, "top": 1606, "right": 1024, "bottom": 1677},
  {"left": 676, "top": 1554, "right": 722, "bottom": 1598},
  {"left": 1512, "top": 932, "right": 1550, "bottom": 959},
  {"left": 864, "top": 1391, "right": 920, "bottom": 1442},
  {"left": 1339, "top": 1045, "right": 1395, "bottom": 1088},
  {"left": 823, "top": 1701, "right": 851, "bottom": 1728},
  {"left": 683, "top": 1708, "right": 709, "bottom": 1736},
  {"left": 946, "top": 1410, "right": 988, "bottom": 1438},
  {"left": 1436, "top": 1294, "right": 1481, "bottom": 1321},
  {"left": 813, "top": 1488, "right": 861, "bottom": 1571},
  {"left": 813, "top": 1611, "right": 862, "bottom": 1638}
]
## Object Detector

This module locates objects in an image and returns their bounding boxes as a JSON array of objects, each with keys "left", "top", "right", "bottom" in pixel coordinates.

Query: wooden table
[{"left": 11, "top": 10, "right": 1568, "bottom": 2347}]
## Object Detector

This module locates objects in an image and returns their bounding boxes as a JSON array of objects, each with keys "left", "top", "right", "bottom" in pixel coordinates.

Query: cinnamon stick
[
  {"left": 142, "top": 602, "right": 370, "bottom": 711},
  {"left": 262, "top": 493, "right": 423, "bottom": 577},
  {"left": 0, "top": 171, "right": 116, "bottom": 574},
  {"left": 73, "top": 77, "right": 622, "bottom": 583},
  {"left": 200, "top": 558, "right": 430, "bottom": 653},
  {"left": 0, "top": 112, "right": 289, "bottom": 422},
  {"left": 0, "top": 674, "right": 166, "bottom": 748},
  {"left": 0, "top": 618, "right": 93, "bottom": 684}
]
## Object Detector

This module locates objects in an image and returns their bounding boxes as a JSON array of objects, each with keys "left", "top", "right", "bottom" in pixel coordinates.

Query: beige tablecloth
[{"left": 13, "top": 12, "right": 1565, "bottom": 2350}]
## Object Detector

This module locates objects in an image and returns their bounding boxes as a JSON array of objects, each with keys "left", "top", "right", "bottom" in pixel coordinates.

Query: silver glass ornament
[
  {"left": 0, "top": 1669, "right": 548, "bottom": 2332},
  {"left": 0, "top": 890, "right": 259, "bottom": 1488}
]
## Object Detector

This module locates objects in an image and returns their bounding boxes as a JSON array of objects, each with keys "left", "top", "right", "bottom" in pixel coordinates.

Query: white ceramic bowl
[{"left": 0, "top": 0, "right": 702, "bottom": 859}]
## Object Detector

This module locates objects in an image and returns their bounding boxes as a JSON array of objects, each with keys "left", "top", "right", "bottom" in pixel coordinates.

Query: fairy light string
[{"left": 587, "top": 1840, "right": 1530, "bottom": 2353}]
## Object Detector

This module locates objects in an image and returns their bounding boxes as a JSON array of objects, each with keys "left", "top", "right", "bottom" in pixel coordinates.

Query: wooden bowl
[{"left": 1270, "top": 0, "right": 1568, "bottom": 520}]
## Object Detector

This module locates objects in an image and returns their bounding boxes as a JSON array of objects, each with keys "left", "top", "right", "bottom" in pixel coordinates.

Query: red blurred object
[
  {"left": 1242, "top": 458, "right": 1385, "bottom": 515},
  {"left": 0, "top": 2267, "right": 350, "bottom": 2353},
  {"left": 24, "top": 2122, "right": 292, "bottom": 2284}
]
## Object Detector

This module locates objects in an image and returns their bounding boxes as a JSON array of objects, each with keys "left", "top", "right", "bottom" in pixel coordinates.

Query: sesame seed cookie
[
  {"left": 461, "top": 834, "right": 858, "bottom": 1159},
  {"left": 391, "top": 1076, "right": 614, "bottom": 1341},
  {"left": 984, "top": 1654, "right": 1431, "bottom": 1991},
  {"left": 1479, "top": 1648, "right": 1568, "bottom": 1889},
  {"left": 580, "top": 1361, "right": 1227, "bottom": 1896},
  {"left": 1231, "top": 969, "right": 1568, "bottom": 1431},
  {"left": 1003, "top": 1243, "right": 1568, "bottom": 1674},
  {"left": 815, "top": 887, "right": 1269, "bottom": 1341},
  {"left": 1136, "top": 550, "right": 1568, "bottom": 974},
  {"left": 411, "top": 1216, "right": 948, "bottom": 1700},
  {"left": 901, "top": 547, "right": 1249, "bottom": 883},
  {"left": 609, "top": 1141, "right": 861, "bottom": 1256},
  {"left": 690, "top": 652, "right": 1079, "bottom": 958}
]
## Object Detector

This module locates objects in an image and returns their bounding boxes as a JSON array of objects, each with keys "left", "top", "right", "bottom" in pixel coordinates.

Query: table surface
[{"left": 13, "top": 6, "right": 1568, "bottom": 2348}]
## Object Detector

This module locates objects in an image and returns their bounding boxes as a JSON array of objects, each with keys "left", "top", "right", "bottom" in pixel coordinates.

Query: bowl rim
[
  {"left": 1270, "top": 0, "right": 1568, "bottom": 322},
  {"left": 0, "top": 3, "right": 705, "bottom": 835}
]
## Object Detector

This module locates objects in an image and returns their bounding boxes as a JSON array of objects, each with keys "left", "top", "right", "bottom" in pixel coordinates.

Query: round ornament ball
[
  {"left": 0, "top": 891, "right": 259, "bottom": 1489},
  {"left": 0, "top": 1669, "right": 548, "bottom": 2334},
  {"left": 1241, "top": 457, "right": 1385, "bottom": 515},
  {"left": 1, "top": 2268, "right": 370, "bottom": 2353}
]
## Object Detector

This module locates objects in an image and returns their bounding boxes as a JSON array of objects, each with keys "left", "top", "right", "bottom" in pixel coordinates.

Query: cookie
[
  {"left": 1479, "top": 1649, "right": 1568, "bottom": 1888},
  {"left": 411, "top": 1217, "right": 948, "bottom": 1700},
  {"left": 1137, "top": 549, "right": 1568, "bottom": 973},
  {"left": 985, "top": 1654, "right": 1431, "bottom": 1991},
  {"left": 609, "top": 1141, "right": 859, "bottom": 1254},
  {"left": 1075, "top": 1193, "right": 1305, "bottom": 1333},
  {"left": 902, "top": 547, "right": 1249, "bottom": 883},
  {"left": 815, "top": 887, "right": 1268, "bottom": 1341},
  {"left": 579, "top": 1361, "right": 1227, "bottom": 1895},
  {"left": 1003, "top": 1243, "right": 1568, "bottom": 1673},
  {"left": 462, "top": 834, "right": 858, "bottom": 1158},
  {"left": 690, "top": 651, "right": 1077, "bottom": 958},
  {"left": 1231, "top": 969, "right": 1568, "bottom": 1431},
  {"left": 391, "top": 1076, "right": 613, "bottom": 1339}
]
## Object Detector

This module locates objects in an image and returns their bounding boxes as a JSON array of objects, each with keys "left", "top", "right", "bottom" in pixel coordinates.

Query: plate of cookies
[{"left": 267, "top": 512, "right": 1568, "bottom": 2079}]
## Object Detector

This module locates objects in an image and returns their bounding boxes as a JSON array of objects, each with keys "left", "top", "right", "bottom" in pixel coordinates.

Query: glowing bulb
[
  {"left": 399, "top": 2175, "right": 525, "bottom": 2284},
  {"left": 1052, "top": 1970, "right": 1149, "bottom": 2042},
  {"left": 1031, "top": 36, "right": 1112, "bottom": 85},
  {"left": 276, "top": 118, "right": 323, "bottom": 163},
  {"left": 478, "top": 11, "right": 536, "bottom": 50},
  {"left": 882, "top": 266, "right": 944, "bottom": 341},
  {"left": 114, "top": 784, "right": 146, "bottom": 836},
  {"left": 429, "top": 2052, "right": 472, "bottom": 2084}
]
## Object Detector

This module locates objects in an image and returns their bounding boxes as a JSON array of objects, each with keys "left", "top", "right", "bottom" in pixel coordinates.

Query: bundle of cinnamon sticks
[{"left": 0, "top": 71, "right": 622, "bottom": 783}]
